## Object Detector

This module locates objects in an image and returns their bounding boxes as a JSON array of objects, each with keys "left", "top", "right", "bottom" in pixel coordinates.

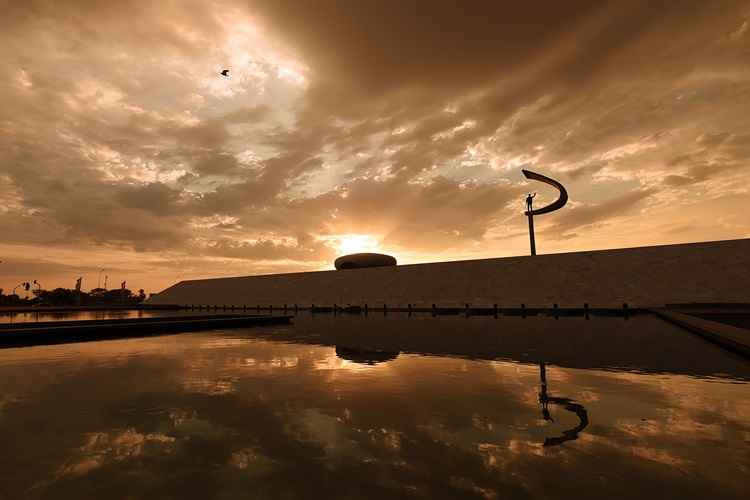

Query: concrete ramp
[{"left": 148, "top": 238, "right": 750, "bottom": 308}]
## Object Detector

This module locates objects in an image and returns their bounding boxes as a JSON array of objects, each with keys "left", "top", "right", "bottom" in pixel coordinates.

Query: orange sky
[{"left": 1, "top": 1, "right": 749, "bottom": 295}]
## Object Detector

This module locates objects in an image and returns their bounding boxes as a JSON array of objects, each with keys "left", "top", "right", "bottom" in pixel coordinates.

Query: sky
[{"left": 1, "top": 0, "right": 749, "bottom": 295}]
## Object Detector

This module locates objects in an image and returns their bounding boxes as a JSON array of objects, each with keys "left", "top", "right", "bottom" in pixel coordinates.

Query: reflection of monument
[
  {"left": 335, "top": 346, "right": 400, "bottom": 365},
  {"left": 522, "top": 169, "right": 568, "bottom": 256},
  {"left": 538, "top": 361, "right": 589, "bottom": 447},
  {"left": 335, "top": 253, "right": 397, "bottom": 270}
]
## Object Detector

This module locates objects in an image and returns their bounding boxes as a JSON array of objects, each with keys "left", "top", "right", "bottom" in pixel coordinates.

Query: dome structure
[
  {"left": 335, "top": 346, "right": 400, "bottom": 365},
  {"left": 334, "top": 253, "right": 397, "bottom": 270}
]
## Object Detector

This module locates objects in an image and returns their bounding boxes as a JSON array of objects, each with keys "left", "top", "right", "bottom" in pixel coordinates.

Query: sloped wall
[{"left": 148, "top": 239, "right": 750, "bottom": 308}]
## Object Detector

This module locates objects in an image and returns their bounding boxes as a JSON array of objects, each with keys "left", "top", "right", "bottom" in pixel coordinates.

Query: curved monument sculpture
[
  {"left": 522, "top": 169, "right": 568, "bottom": 255},
  {"left": 522, "top": 169, "right": 568, "bottom": 216},
  {"left": 538, "top": 361, "right": 589, "bottom": 447},
  {"left": 335, "top": 253, "right": 397, "bottom": 270}
]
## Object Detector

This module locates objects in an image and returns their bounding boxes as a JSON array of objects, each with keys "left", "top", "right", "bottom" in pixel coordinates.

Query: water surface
[
  {"left": 0, "top": 309, "right": 210, "bottom": 324},
  {"left": 0, "top": 315, "right": 748, "bottom": 499}
]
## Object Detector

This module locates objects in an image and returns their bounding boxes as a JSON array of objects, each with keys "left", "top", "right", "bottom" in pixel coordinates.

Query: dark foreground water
[{"left": 0, "top": 315, "right": 748, "bottom": 499}]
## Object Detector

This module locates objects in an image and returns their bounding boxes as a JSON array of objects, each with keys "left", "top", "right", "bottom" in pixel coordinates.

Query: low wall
[{"left": 148, "top": 238, "right": 750, "bottom": 308}]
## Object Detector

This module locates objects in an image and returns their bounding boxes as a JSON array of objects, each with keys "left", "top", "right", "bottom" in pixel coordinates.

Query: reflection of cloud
[
  {"left": 0, "top": 393, "right": 20, "bottom": 417},
  {"left": 449, "top": 475, "right": 497, "bottom": 500},
  {"left": 616, "top": 413, "right": 723, "bottom": 441},
  {"left": 2, "top": 330, "right": 749, "bottom": 498},
  {"left": 231, "top": 356, "right": 299, "bottom": 370},
  {"left": 182, "top": 377, "right": 238, "bottom": 395},
  {"left": 284, "top": 408, "right": 369, "bottom": 465},
  {"left": 576, "top": 433, "right": 693, "bottom": 469},
  {"left": 228, "top": 447, "right": 277, "bottom": 477},
  {"left": 630, "top": 446, "right": 693, "bottom": 468},
  {"left": 56, "top": 429, "right": 176, "bottom": 478},
  {"left": 366, "top": 428, "right": 402, "bottom": 452},
  {"left": 169, "top": 409, "right": 231, "bottom": 440},
  {"left": 477, "top": 440, "right": 544, "bottom": 471},
  {"left": 313, "top": 351, "right": 394, "bottom": 373}
]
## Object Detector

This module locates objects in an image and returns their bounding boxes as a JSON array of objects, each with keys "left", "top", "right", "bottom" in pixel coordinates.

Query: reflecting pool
[
  {"left": 0, "top": 315, "right": 748, "bottom": 499},
  {"left": 0, "top": 309, "right": 207, "bottom": 324}
]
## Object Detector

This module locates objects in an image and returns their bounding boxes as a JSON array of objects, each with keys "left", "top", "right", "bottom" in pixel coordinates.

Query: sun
[{"left": 336, "top": 234, "right": 381, "bottom": 255}]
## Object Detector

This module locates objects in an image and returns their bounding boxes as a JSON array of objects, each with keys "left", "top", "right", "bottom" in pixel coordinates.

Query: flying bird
[{"left": 220, "top": 69, "right": 229, "bottom": 77}]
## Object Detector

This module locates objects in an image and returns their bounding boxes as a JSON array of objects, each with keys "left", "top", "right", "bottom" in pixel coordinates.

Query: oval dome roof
[{"left": 334, "top": 253, "right": 397, "bottom": 270}]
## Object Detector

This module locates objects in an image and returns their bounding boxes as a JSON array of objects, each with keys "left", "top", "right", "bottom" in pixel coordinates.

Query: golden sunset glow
[
  {"left": 1, "top": 1, "right": 749, "bottom": 294},
  {"left": 335, "top": 234, "right": 382, "bottom": 256}
]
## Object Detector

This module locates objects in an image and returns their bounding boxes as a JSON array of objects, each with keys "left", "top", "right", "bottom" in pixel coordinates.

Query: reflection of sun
[{"left": 336, "top": 234, "right": 381, "bottom": 255}]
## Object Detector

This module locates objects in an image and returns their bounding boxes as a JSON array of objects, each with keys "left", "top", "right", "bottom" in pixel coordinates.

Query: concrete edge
[
  {"left": 0, "top": 315, "right": 293, "bottom": 349},
  {"left": 650, "top": 309, "right": 750, "bottom": 359}
]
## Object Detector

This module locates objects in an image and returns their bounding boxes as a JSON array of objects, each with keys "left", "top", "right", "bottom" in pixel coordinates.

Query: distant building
[
  {"left": 147, "top": 239, "right": 750, "bottom": 309},
  {"left": 334, "top": 253, "right": 397, "bottom": 270}
]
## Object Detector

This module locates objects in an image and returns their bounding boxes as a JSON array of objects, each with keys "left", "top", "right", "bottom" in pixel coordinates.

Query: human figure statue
[{"left": 525, "top": 192, "right": 536, "bottom": 212}]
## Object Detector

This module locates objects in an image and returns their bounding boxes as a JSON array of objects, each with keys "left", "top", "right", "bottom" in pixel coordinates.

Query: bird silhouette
[{"left": 220, "top": 69, "right": 229, "bottom": 77}]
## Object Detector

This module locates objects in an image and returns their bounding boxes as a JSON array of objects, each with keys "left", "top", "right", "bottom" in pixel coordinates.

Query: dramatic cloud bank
[{"left": 2, "top": 0, "right": 749, "bottom": 293}]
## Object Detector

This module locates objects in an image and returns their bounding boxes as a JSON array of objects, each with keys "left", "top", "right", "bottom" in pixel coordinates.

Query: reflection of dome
[
  {"left": 335, "top": 346, "right": 400, "bottom": 365},
  {"left": 334, "top": 253, "right": 397, "bottom": 270}
]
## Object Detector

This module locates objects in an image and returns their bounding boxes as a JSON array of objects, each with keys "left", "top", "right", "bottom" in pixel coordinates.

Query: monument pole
[
  {"left": 522, "top": 169, "right": 568, "bottom": 256},
  {"left": 527, "top": 213, "right": 536, "bottom": 256}
]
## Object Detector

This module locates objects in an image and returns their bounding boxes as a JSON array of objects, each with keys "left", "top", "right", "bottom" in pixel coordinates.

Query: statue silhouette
[{"left": 525, "top": 192, "right": 536, "bottom": 212}]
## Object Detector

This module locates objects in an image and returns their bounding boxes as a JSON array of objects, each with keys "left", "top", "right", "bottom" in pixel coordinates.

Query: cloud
[
  {"left": 202, "top": 236, "right": 335, "bottom": 262},
  {"left": 542, "top": 188, "right": 657, "bottom": 238},
  {"left": 1, "top": 0, "right": 750, "bottom": 292}
]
